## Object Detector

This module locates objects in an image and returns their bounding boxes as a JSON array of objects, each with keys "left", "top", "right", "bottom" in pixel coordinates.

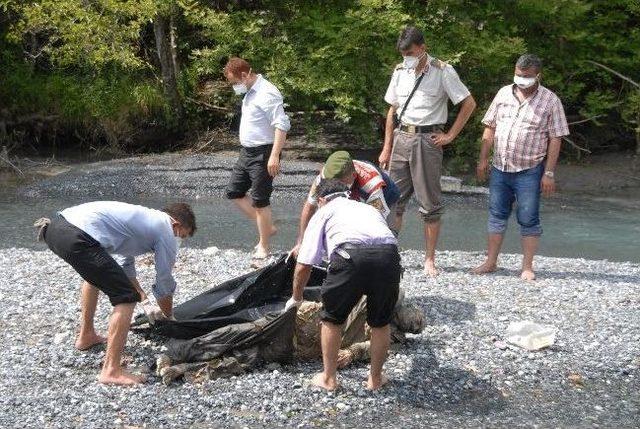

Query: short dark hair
[
  {"left": 516, "top": 54, "right": 542, "bottom": 72},
  {"left": 163, "top": 203, "right": 197, "bottom": 236},
  {"left": 316, "top": 179, "right": 349, "bottom": 199},
  {"left": 397, "top": 26, "right": 425, "bottom": 51}
]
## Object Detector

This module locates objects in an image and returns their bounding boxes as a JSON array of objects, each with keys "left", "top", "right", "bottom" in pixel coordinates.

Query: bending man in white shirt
[
  {"left": 288, "top": 179, "right": 401, "bottom": 391},
  {"left": 37, "top": 201, "right": 196, "bottom": 385}
]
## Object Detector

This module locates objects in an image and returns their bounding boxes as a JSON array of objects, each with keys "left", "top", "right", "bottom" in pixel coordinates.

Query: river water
[{"left": 1, "top": 187, "right": 638, "bottom": 263}]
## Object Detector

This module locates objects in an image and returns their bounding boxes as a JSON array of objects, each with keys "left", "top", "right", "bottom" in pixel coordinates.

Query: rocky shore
[{"left": 1, "top": 247, "right": 638, "bottom": 428}]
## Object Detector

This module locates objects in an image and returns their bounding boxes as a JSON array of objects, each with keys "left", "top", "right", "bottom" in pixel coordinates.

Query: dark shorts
[
  {"left": 43, "top": 215, "right": 141, "bottom": 306},
  {"left": 226, "top": 145, "right": 274, "bottom": 208},
  {"left": 321, "top": 244, "right": 401, "bottom": 328}
]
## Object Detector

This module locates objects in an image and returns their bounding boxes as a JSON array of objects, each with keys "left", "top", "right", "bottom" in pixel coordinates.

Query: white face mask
[
  {"left": 402, "top": 52, "right": 425, "bottom": 69},
  {"left": 232, "top": 83, "right": 248, "bottom": 95},
  {"left": 514, "top": 75, "right": 538, "bottom": 89}
]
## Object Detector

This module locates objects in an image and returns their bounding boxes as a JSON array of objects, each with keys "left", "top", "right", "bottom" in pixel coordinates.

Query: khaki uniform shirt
[{"left": 384, "top": 55, "right": 471, "bottom": 126}]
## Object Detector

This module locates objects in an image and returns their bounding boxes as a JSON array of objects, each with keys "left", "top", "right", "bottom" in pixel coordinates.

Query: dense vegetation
[{"left": 1, "top": 0, "right": 639, "bottom": 170}]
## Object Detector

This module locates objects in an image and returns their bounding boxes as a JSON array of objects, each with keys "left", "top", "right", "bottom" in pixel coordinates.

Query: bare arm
[
  {"left": 267, "top": 128, "right": 287, "bottom": 177},
  {"left": 477, "top": 126, "right": 496, "bottom": 182},
  {"left": 434, "top": 95, "right": 477, "bottom": 146},
  {"left": 292, "top": 263, "right": 312, "bottom": 302},
  {"left": 157, "top": 295, "right": 174, "bottom": 318},
  {"left": 378, "top": 105, "right": 397, "bottom": 170},
  {"left": 293, "top": 202, "right": 317, "bottom": 250},
  {"left": 129, "top": 278, "right": 147, "bottom": 302},
  {"left": 541, "top": 136, "right": 562, "bottom": 197}
]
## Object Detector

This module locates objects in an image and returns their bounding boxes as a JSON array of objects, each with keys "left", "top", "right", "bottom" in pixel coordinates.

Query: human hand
[
  {"left": 378, "top": 148, "right": 391, "bottom": 170},
  {"left": 284, "top": 297, "right": 302, "bottom": 311},
  {"left": 541, "top": 175, "right": 556, "bottom": 197},
  {"left": 141, "top": 299, "right": 171, "bottom": 325},
  {"left": 267, "top": 155, "right": 280, "bottom": 177},
  {"left": 476, "top": 159, "right": 490, "bottom": 182},
  {"left": 432, "top": 132, "right": 454, "bottom": 147},
  {"left": 337, "top": 350, "right": 353, "bottom": 368},
  {"left": 286, "top": 244, "right": 300, "bottom": 263}
]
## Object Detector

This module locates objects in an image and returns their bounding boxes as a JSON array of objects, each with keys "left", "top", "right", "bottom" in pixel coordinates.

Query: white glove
[
  {"left": 284, "top": 297, "right": 302, "bottom": 311},
  {"left": 141, "top": 299, "right": 174, "bottom": 325}
]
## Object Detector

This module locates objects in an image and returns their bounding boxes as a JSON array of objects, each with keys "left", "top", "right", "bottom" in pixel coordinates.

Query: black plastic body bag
[{"left": 133, "top": 255, "right": 327, "bottom": 340}]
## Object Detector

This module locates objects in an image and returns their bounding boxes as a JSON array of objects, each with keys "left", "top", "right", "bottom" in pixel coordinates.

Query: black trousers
[
  {"left": 226, "top": 145, "right": 274, "bottom": 208},
  {"left": 44, "top": 215, "right": 140, "bottom": 306},
  {"left": 321, "top": 244, "right": 401, "bottom": 327}
]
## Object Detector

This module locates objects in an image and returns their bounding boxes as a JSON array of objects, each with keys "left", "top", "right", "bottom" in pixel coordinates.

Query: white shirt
[
  {"left": 384, "top": 55, "right": 471, "bottom": 126},
  {"left": 297, "top": 198, "right": 397, "bottom": 266},
  {"left": 239, "top": 74, "right": 291, "bottom": 147},
  {"left": 60, "top": 201, "right": 179, "bottom": 300}
]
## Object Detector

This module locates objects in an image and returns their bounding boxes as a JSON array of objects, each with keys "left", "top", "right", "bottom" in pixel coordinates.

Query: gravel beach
[{"left": 1, "top": 247, "right": 638, "bottom": 428}]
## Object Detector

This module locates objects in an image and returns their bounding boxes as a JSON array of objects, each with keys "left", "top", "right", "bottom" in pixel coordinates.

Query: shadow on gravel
[
  {"left": 413, "top": 296, "right": 476, "bottom": 326},
  {"left": 396, "top": 339, "right": 507, "bottom": 415}
]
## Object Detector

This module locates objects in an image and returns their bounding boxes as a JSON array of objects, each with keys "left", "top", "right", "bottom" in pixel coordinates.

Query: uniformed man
[
  {"left": 290, "top": 150, "right": 400, "bottom": 257},
  {"left": 378, "top": 26, "right": 476, "bottom": 277}
]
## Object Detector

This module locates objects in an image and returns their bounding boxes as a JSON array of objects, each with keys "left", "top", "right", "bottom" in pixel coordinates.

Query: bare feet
[
  {"left": 366, "top": 373, "right": 389, "bottom": 390},
  {"left": 424, "top": 259, "right": 439, "bottom": 277},
  {"left": 310, "top": 372, "right": 338, "bottom": 391},
  {"left": 98, "top": 369, "right": 146, "bottom": 386},
  {"left": 253, "top": 246, "right": 269, "bottom": 259},
  {"left": 521, "top": 269, "right": 536, "bottom": 281},
  {"left": 75, "top": 333, "right": 107, "bottom": 351},
  {"left": 472, "top": 261, "right": 497, "bottom": 275}
]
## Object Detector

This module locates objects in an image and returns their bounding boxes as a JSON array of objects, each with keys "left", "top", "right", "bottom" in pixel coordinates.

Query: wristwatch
[{"left": 544, "top": 170, "right": 555, "bottom": 179}]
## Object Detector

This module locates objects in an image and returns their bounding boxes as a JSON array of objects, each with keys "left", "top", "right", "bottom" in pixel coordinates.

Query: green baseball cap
[{"left": 322, "top": 151, "right": 353, "bottom": 179}]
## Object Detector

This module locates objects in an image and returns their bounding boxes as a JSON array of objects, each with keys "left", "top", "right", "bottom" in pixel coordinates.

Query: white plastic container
[{"left": 505, "top": 321, "right": 556, "bottom": 351}]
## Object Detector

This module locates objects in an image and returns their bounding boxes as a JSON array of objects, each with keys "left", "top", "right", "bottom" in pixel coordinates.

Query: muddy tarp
[{"left": 134, "top": 255, "right": 326, "bottom": 339}]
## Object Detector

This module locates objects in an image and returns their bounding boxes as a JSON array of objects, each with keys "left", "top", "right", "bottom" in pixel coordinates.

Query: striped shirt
[{"left": 482, "top": 84, "right": 569, "bottom": 172}]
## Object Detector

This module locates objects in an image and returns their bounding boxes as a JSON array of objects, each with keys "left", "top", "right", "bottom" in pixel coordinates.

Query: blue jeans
[{"left": 488, "top": 163, "right": 544, "bottom": 236}]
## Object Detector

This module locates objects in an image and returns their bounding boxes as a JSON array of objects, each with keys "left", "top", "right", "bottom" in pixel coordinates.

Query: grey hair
[
  {"left": 396, "top": 26, "right": 425, "bottom": 51},
  {"left": 516, "top": 54, "right": 543, "bottom": 72}
]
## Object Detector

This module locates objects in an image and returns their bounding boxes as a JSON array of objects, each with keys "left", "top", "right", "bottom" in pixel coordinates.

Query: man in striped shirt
[{"left": 473, "top": 54, "right": 569, "bottom": 281}]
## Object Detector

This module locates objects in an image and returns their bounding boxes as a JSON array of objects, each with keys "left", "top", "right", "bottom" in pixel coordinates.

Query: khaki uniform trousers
[{"left": 389, "top": 129, "right": 444, "bottom": 223}]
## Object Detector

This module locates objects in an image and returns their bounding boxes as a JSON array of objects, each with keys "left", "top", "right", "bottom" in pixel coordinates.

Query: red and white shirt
[
  {"left": 307, "top": 160, "right": 390, "bottom": 218},
  {"left": 482, "top": 84, "right": 569, "bottom": 172}
]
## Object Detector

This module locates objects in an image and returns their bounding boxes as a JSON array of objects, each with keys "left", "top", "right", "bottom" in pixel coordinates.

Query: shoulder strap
[{"left": 397, "top": 72, "right": 425, "bottom": 125}]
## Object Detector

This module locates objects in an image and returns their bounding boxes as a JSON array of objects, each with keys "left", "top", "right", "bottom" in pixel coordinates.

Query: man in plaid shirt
[{"left": 473, "top": 54, "right": 569, "bottom": 281}]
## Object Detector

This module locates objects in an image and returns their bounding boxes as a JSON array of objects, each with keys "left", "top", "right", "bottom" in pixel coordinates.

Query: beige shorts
[{"left": 389, "top": 130, "right": 444, "bottom": 223}]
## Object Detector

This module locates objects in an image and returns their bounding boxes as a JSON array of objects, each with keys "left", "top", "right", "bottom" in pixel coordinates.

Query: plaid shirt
[{"left": 482, "top": 84, "right": 569, "bottom": 172}]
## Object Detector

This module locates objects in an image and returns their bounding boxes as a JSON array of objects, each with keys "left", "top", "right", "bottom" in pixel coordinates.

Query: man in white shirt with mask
[
  {"left": 224, "top": 57, "right": 291, "bottom": 262},
  {"left": 37, "top": 201, "right": 196, "bottom": 385}
]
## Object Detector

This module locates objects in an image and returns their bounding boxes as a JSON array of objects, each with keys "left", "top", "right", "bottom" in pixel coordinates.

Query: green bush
[{"left": 1, "top": 0, "right": 638, "bottom": 164}]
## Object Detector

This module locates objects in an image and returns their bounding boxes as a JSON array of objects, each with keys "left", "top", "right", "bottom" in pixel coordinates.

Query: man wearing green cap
[{"left": 290, "top": 151, "right": 399, "bottom": 257}]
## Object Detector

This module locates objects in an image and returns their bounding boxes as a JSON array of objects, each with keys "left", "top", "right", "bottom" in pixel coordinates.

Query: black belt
[
  {"left": 338, "top": 243, "right": 397, "bottom": 251},
  {"left": 241, "top": 144, "right": 273, "bottom": 154},
  {"left": 398, "top": 124, "right": 443, "bottom": 134}
]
